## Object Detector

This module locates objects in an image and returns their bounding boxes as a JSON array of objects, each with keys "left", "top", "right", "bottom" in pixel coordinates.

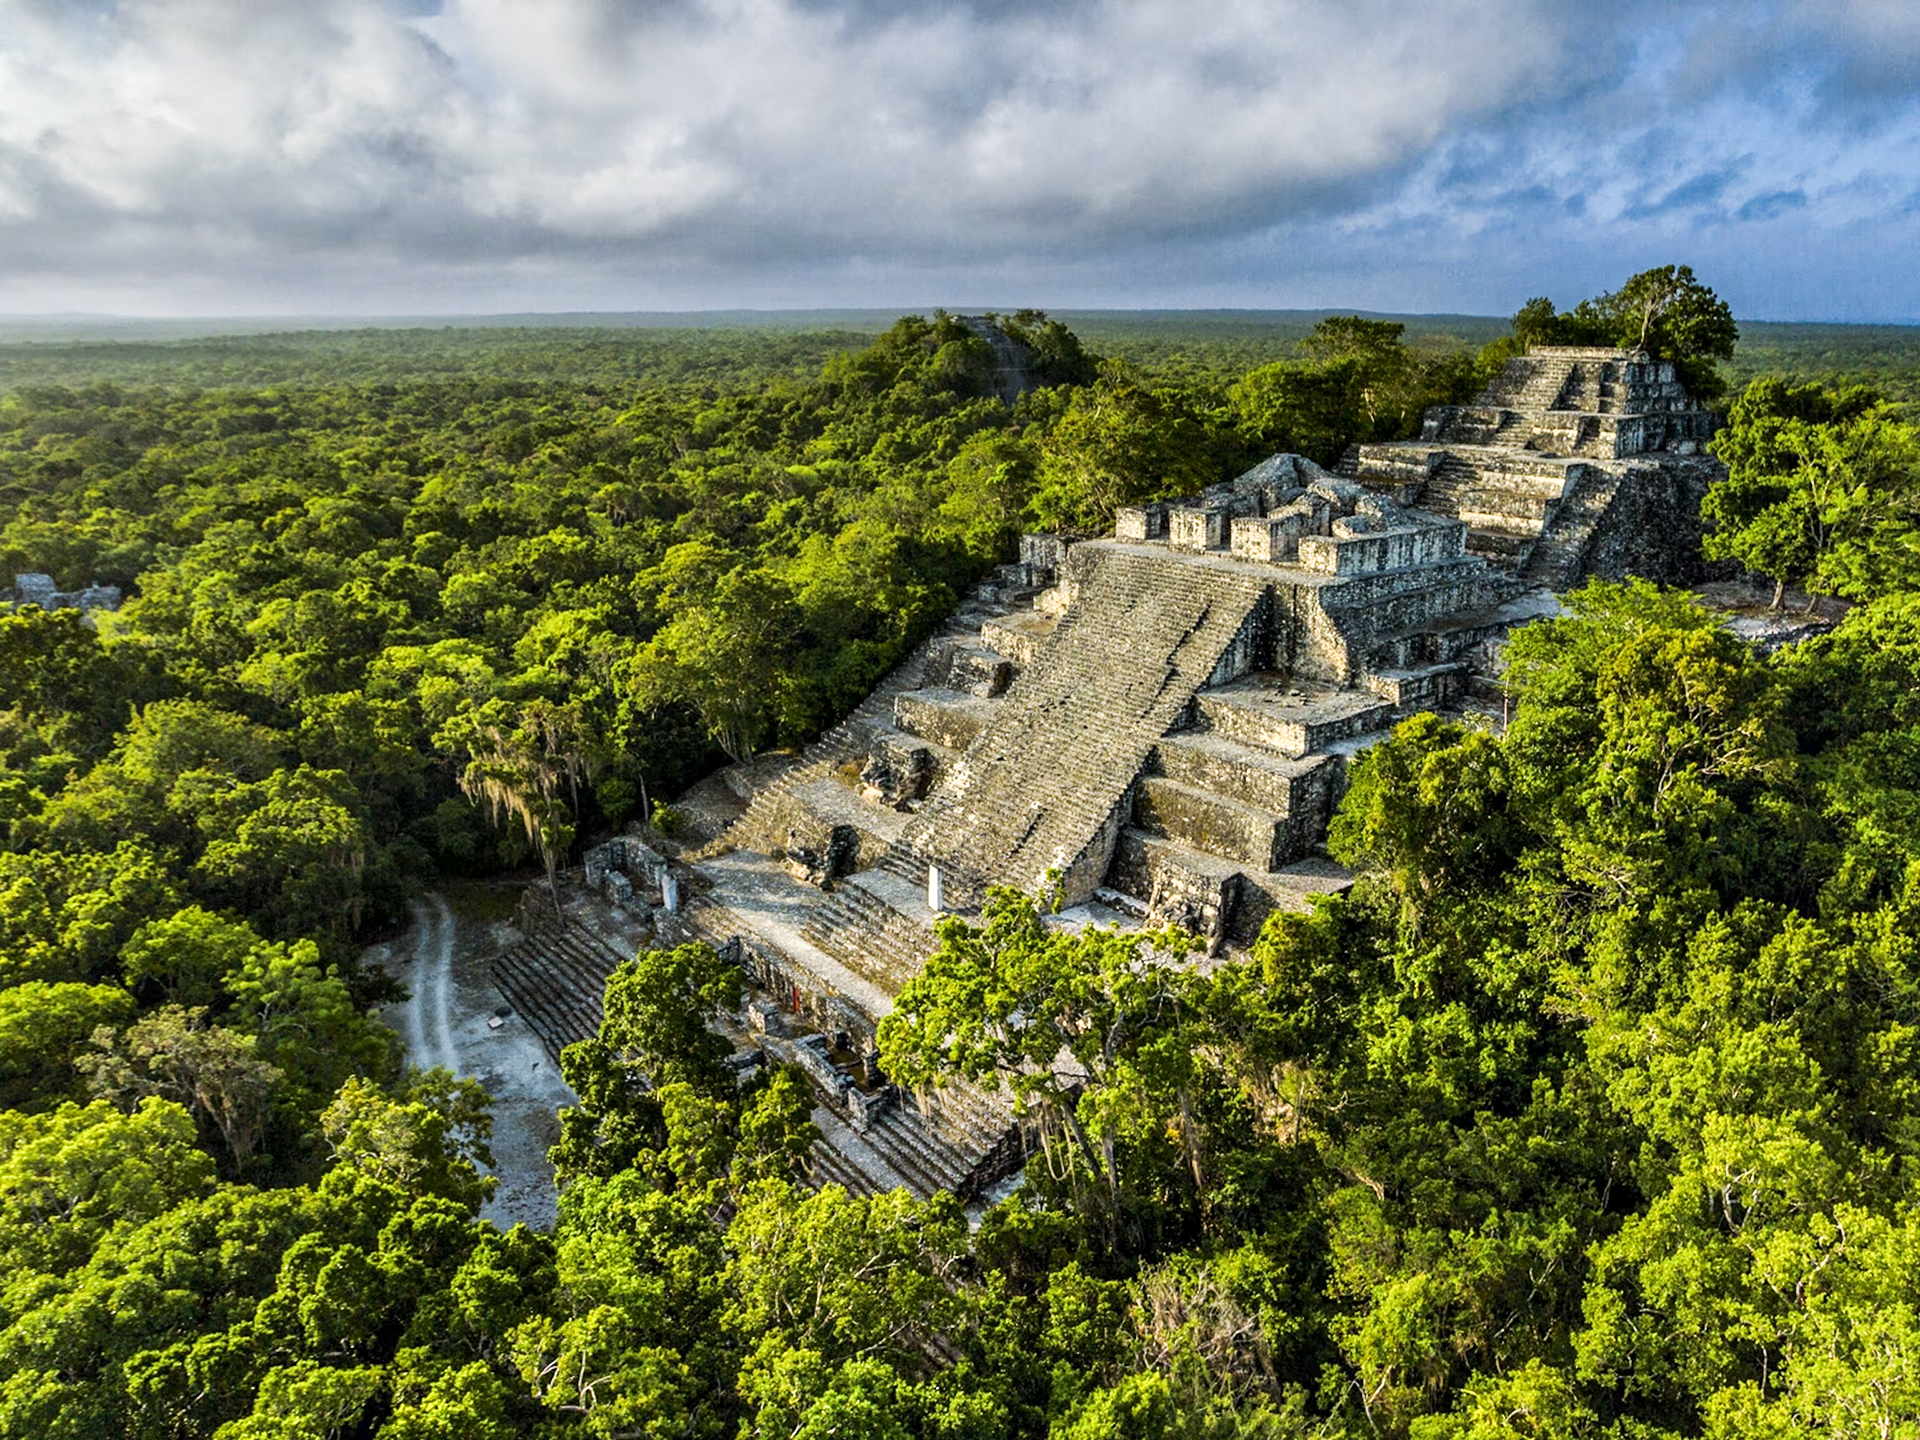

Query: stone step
[
  {"left": 944, "top": 642, "right": 1015, "bottom": 698},
  {"left": 865, "top": 1109, "right": 978, "bottom": 1196},
  {"left": 490, "top": 950, "right": 580, "bottom": 1060},
  {"left": 807, "top": 1137, "right": 887, "bottom": 1197},
  {"left": 894, "top": 687, "right": 998, "bottom": 751},
  {"left": 1362, "top": 661, "right": 1471, "bottom": 710},
  {"left": 926, "top": 1085, "right": 1018, "bottom": 1151},
  {"left": 1133, "top": 775, "right": 1289, "bottom": 869},
  {"left": 1193, "top": 677, "right": 1396, "bottom": 758},
  {"left": 978, "top": 611, "right": 1060, "bottom": 667},
  {"left": 796, "top": 868, "right": 940, "bottom": 993},
  {"left": 492, "top": 940, "right": 613, "bottom": 1062},
  {"left": 1466, "top": 531, "right": 1536, "bottom": 573},
  {"left": 1150, "top": 730, "right": 1334, "bottom": 815},
  {"left": 1104, "top": 827, "right": 1244, "bottom": 940}
]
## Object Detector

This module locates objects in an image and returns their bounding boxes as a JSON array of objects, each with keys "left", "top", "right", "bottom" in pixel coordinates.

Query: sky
[{"left": 1, "top": 0, "right": 1918, "bottom": 321}]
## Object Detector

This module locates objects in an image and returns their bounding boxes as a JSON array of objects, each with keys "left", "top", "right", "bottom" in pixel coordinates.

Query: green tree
[
  {"left": 0, "top": 980, "right": 135, "bottom": 1109},
  {"left": 1705, "top": 378, "right": 1920, "bottom": 608},
  {"left": 119, "top": 904, "right": 266, "bottom": 1006},
  {"left": 0, "top": 1096, "right": 214, "bottom": 1274},
  {"left": 442, "top": 697, "right": 594, "bottom": 914},
  {"left": 1029, "top": 363, "right": 1223, "bottom": 532},
  {"left": 879, "top": 888, "right": 1204, "bottom": 1237},
  {"left": 554, "top": 941, "right": 745, "bottom": 1184},
  {"left": 79, "top": 1006, "right": 284, "bottom": 1167},
  {"left": 1509, "top": 266, "right": 1739, "bottom": 401},
  {"left": 623, "top": 568, "right": 802, "bottom": 763},
  {"left": 318, "top": 1072, "right": 495, "bottom": 1211}
]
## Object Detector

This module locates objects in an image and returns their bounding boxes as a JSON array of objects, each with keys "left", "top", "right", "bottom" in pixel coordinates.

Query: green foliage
[
  {"left": 551, "top": 941, "right": 818, "bottom": 1199},
  {"left": 0, "top": 1097, "right": 214, "bottom": 1273},
  {"left": 1028, "top": 362, "right": 1226, "bottom": 532},
  {"left": 0, "top": 980, "right": 134, "bottom": 1108},
  {"left": 1230, "top": 317, "right": 1478, "bottom": 469},
  {"left": 1705, "top": 377, "right": 1920, "bottom": 606}
]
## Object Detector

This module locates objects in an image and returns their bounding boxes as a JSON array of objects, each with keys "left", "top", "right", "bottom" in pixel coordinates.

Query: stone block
[
  {"left": 846, "top": 1082, "right": 895, "bottom": 1134},
  {"left": 1105, "top": 827, "right": 1241, "bottom": 939},
  {"left": 1296, "top": 520, "right": 1467, "bottom": 576},
  {"left": 1020, "top": 533, "right": 1068, "bottom": 580},
  {"left": 1151, "top": 732, "right": 1334, "bottom": 816},
  {"left": 1168, "top": 506, "right": 1228, "bottom": 552},
  {"left": 1115, "top": 504, "right": 1170, "bottom": 542},
  {"left": 1230, "top": 513, "right": 1304, "bottom": 563},
  {"left": 894, "top": 691, "right": 998, "bottom": 756},
  {"left": 1361, "top": 662, "right": 1469, "bottom": 709},
  {"left": 1194, "top": 681, "right": 1395, "bottom": 757},
  {"left": 978, "top": 613, "right": 1056, "bottom": 666},
  {"left": 945, "top": 643, "right": 1014, "bottom": 698},
  {"left": 894, "top": 688, "right": 994, "bottom": 751},
  {"left": 1133, "top": 775, "right": 1287, "bottom": 869}
]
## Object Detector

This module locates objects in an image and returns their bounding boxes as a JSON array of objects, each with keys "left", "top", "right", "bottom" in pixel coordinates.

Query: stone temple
[{"left": 496, "top": 343, "right": 1726, "bottom": 1200}]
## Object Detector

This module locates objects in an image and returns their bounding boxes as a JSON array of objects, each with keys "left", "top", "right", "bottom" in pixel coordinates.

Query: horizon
[{"left": 3, "top": 308, "right": 1919, "bottom": 342}]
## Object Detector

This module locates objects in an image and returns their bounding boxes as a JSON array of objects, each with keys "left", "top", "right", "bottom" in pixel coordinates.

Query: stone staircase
[
  {"left": 1422, "top": 455, "right": 1475, "bottom": 514},
  {"left": 718, "top": 566, "right": 1045, "bottom": 861},
  {"left": 1102, "top": 673, "right": 1397, "bottom": 942},
  {"left": 801, "top": 1079, "right": 1020, "bottom": 1202},
  {"left": 800, "top": 869, "right": 941, "bottom": 993},
  {"left": 1351, "top": 346, "right": 1722, "bottom": 591},
  {"left": 1519, "top": 467, "right": 1622, "bottom": 590},
  {"left": 806, "top": 1137, "right": 889, "bottom": 1196},
  {"left": 900, "top": 548, "right": 1274, "bottom": 902},
  {"left": 492, "top": 920, "right": 632, "bottom": 1063}
]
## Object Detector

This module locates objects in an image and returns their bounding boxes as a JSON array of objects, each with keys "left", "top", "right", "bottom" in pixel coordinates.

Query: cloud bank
[{"left": 1, "top": 0, "right": 1917, "bottom": 317}]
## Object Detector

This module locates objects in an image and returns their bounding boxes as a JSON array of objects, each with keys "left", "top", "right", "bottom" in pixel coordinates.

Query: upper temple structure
[
  {"left": 495, "top": 344, "right": 1729, "bottom": 1201},
  {"left": 1340, "top": 344, "right": 1723, "bottom": 586}
]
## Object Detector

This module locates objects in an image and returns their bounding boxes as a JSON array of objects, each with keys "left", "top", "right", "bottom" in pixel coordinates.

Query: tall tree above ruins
[{"left": 1508, "top": 264, "right": 1739, "bottom": 401}]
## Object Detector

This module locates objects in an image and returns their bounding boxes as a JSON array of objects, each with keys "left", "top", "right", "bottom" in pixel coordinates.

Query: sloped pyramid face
[
  {"left": 897, "top": 547, "right": 1277, "bottom": 901},
  {"left": 1343, "top": 347, "right": 1725, "bottom": 588}
]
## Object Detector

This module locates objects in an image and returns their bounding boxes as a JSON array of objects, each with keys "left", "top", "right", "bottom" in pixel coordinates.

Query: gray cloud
[{"left": 0, "top": 0, "right": 1915, "bottom": 316}]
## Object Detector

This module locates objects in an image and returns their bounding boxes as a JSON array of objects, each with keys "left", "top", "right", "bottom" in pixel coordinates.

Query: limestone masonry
[{"left": 496, "top": 344, "right": 1726, "bottom": 1202}]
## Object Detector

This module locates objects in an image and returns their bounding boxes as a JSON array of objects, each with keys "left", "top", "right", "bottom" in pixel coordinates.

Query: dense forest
[{"left": 1, "top": 283, "right": 1918, "bottom": 1438}]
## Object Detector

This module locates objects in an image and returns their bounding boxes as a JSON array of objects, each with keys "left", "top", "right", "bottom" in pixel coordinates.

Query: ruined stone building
[
  {"left": 8, "top": 572, "right": 123, "bottom": 612},
  {"left": 496, "top": 344, "right": 1725, "bottom": 1201}
]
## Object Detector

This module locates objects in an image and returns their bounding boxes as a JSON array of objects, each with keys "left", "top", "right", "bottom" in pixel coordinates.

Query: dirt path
[{"left": 379, "top": 891, "right": 576, "bottom": 1232}]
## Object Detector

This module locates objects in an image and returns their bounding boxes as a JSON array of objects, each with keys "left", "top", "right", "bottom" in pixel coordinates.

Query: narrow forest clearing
[{"left": 373, "top": 891, "right": 575, "bottom": 1230}]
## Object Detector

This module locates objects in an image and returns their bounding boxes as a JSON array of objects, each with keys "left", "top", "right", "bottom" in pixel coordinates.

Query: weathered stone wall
[
  {"left": 1581, "top": 458, "right": 1718, "bottom": 585},
  {"left": 894, "top": 688, "right": 994, "bottom": 752},
  {"left": 1151, "top": 735, "right": 1336, "bottom": 819},
  {"left": 1107, "top": 828, "right": 1241, "bottom": 939},
  {"left": 1133, "top": 776, "right": 1285, "bottom": 869},
  {"left": 1169, "top": 506, "right": 1229, "bottom": 552},
  {"left": 1296, "top": 518, "right": 1467, "bottom": 576},
  {"left": 1115, "top": 505, "right": 1170, "bottom": 542}
]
